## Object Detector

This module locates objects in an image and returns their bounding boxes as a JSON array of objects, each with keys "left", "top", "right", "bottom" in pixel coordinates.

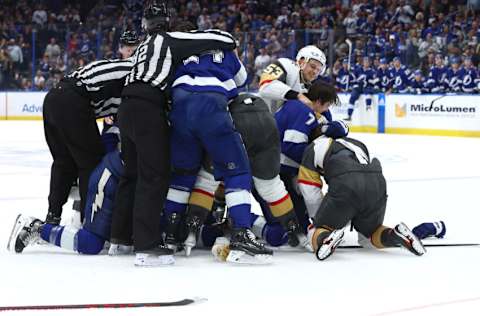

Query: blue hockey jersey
[
  {"left": 275, "top": 100, "right": 319, "bottom": 175},
  {"left": 426, "top": 66, "right": 447, "bottom": 93},
  {"left": 172, "top": 50, "right": 247, "bottom": 99},
  {"left": 445, "top": 68, "right": 465, "bottom": 92},
  {"left": 376, "top": 67, "right": 393, "bottom": 92},
  {"left": 336, "top": 67, "right": 354, "bottom": 92},
  {"left": 353, "top": 67, "right": 378, "bottom": 90},
  {"left": 462, "top": 67, "right": 478, "bottom": 93},
  {"left": 391, "top": 66, "right": 414, "bottom": 93}
]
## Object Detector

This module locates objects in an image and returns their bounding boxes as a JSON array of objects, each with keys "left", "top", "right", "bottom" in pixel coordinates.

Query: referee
[
  {"left": 42, "top": 32, "right": 138, "bottom": 225},
  {"left": 110, "top": 0, "right": 237, "bottom": 266}
]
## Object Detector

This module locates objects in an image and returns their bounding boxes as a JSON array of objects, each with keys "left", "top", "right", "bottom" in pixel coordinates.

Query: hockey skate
[
  {"left": 108, "top": 243, "right": 133, "bottom": 256},
  {"left": 45, "top": 211, "right": 61, "bottom": 225},
  {"left": 134, "top": 243, "right": 175, "bottom": 267},
  {"left": 183, "top": 214, "right": 202, "bottom": 257},
  {"left": 164, "top": 212, "right": 182, "bottom": 252},
  {"left": 226, "top": 228, "right": 273, "bottom": 265},
  {"left": 393, "top": 222, "right": 426, "bottom": 256},
  {"left": 315, "top": 226, "right": 346, "bottom": 261},
  {"left": 7, "top": 214, "right": 43, "bottom": 253}
]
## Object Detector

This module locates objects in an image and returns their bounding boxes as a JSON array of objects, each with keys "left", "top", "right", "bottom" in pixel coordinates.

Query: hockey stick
[
  {"left": 0, "top": 298, "right": 206, "bottom": 312},
  {"left": 339, "top": 243, "right": 479, "bottom": 249},
  {"left": 429, "top": 94, "right": 447, "bottom": 108}
]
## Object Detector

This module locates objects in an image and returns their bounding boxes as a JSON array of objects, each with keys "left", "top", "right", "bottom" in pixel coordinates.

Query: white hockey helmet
[{"left": 296, "top": 45, "right": 326, "bottom": 75}]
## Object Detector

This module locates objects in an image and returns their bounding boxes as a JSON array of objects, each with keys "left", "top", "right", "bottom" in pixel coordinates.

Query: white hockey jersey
[{"left": 258, "top": 58, "right": 309, "bottom": 112}]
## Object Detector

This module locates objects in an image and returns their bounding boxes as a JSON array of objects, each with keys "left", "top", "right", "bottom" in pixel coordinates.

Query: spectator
[
  {"left": 254, "top": 47, "right": 272, "bottom": 77},
  {"left": 6, "top": 38, "right": 22, "bottom": 71},
  {"left": 33, "top": 70, "right": 45, "bottom": 90},
  {"left": 32, "top": 4, "right": 48, "bottom": 27},
  {"left": 418, "top": 33, "right": 440, "bottom": 59},
  {"left": 44, "top": 37, "right": 61, "bottom": 61}
]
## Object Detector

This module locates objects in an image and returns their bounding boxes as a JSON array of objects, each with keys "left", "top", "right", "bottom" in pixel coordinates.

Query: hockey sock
[
  {"left": 189, "top": 188, "right": 214, "bottom": 214},
  {"left": 370, "top": 225, "right": 395, "bottom": 248},
  {"left": 308, "top": 226, "right": 332, "bottom": 252},
  {"left": 250, "top": 214, "right": 287, "bottom": 247},
  {"left": 40, "top": 223, "right": 79, "bottom": 251},
  {"left": 366, "top": 97, "right": 372, "bottom": 107},
  {"left": 199, "top": 224, "right": 224, "bottom": 248},
  {"left": 164, "top": 174, "right": 196, "bottom": 216},
  {"left": 269, "top": 194, "right": 295, "bottom": 222}
]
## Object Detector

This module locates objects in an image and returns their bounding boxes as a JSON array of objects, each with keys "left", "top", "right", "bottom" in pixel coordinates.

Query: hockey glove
[{"left": 412, "top": 221, "right": 446, "bottom": 239}]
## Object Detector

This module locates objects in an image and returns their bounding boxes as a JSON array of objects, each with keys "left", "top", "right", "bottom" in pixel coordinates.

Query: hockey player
[
  {"left": 375, "top": 58, "right": 393, "bottom": 93},
  {"left": 258, "top": 45, "right": 327, "bottom": 112},
  {"left": 335, "top": 59, "right": 353, "bottom": 92},
  {"left": 426, "top": 54, "right": 447, "bottom": 93},
  {"left": 345, "top": 56, "right": 378, "bottom": 121},
  {"left": 390, "top": 57, "right": 414, "bottom": 93},
  {"left": 178, "top": 94, "right": 310, "bottom": 261},
  {"left": 110, "top": 1, "right": 240, "bottom": 266},
  {"left": 445, "top": 57, "right": 465, "bottom": 92},
  {"left": 462, "top": 56, "right": 478, "bottom": 93},
  {"left": 42, "top": 31, "right": 137, "bottom": 227},
  {"left": 409, "top": 70, "right": 428, "bottom": 94},
  {"left": 6, "top": 151, "right": 164, "bottom": 259},
  {"left": 275, "top": 81, "right": 347, "bottom": 234},
  {"left": 162, "top": 36, "right": 275, "bottom": 262},
  {"left": 297, "top": 135, "right": 426, "bottom": 260}
]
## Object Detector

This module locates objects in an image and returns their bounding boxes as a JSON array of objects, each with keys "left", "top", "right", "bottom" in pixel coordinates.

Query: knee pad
[{"left": 76, "top": 229, "right": 105, "bottom": 255}]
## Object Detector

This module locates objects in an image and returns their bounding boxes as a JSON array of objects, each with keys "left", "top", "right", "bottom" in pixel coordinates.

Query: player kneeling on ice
[
  {"left": 7, "top": 150, "right": 174, "bottom": 265},
  {"left": 297, "top": 135, "right": 426, "bottom": 260}
]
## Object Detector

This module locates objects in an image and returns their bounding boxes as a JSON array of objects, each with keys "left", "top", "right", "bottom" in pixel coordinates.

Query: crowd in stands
[{"left": 1, "top": 0, "right": 480, "bottom": 93}]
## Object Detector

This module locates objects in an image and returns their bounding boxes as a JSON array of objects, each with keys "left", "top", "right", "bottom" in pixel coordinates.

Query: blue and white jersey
[
  {"left": 391, "top": 66, "right": 414, "bottom": 93},
  {"left": 462, "top": 67, "right": 478, "bottom": 93},
  {"left": 353, "top": 67, "right": 378, "bottom": 90},
  {"left": 172, "top": 49, "right": 247, "bottom": 99},
  {"left": 409, "top": 78, "right": 428, "bottom": 94},
  {"left": 445, "top": 68, "right": 465, "bottom": 92},
  {"left": 275, "top": 100, "right": 319, "bottom": 175},
  {"left": 426, "top": 66, "right": 447, "bottom": 93},
  {"left": 376, "top": 67, "right": 393, "bottom": 91},
  {"left": 336, "top": 68, "right": 354, "bottom": 91}
]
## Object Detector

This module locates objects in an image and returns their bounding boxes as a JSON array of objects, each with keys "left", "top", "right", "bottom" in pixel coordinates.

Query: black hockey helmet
[
  {"left": 142, "top": 0, "right": 170, "bottom": 34},
  {"left": 119, "top": 30, "right": 140, "bottom": 46},
  {"left": 229, "top": 93, "right": 269, "bottom": 113}
]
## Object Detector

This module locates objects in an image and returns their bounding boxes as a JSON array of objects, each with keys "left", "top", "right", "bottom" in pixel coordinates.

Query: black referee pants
[
  {"left": 111, "top": 90, "right": 171, "bottom": 251},
  {"left": 42, "top": 83, "right": 104, "bottom": 220}
]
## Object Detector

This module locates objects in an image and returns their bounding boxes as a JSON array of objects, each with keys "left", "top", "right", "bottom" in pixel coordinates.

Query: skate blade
[
  {"left": 184, "top": 233, "right": 196, "bottom": 257},
  {"left": 226, "top": 250, "right": 273, "bottom": 265},
  {"left": 7, "top": 214, "right": 24, "bottom": 252},
  {"left": 397, "top": 222, "right": 426, "bottom": 256},
  {"left": 134, "top": 254, "right": 175, "bottom": 267},
  {"left": 108, "top": 245, "right": 133, "bottom": 256}
]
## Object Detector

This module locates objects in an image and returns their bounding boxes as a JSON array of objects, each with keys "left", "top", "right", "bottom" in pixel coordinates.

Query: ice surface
[{"left": 1, "top": 121, "right": 479, "bottom": 316}]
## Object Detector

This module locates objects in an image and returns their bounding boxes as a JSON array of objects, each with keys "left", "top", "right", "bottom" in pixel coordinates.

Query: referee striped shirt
[
  {"left": 68, "top": 58, "right": 134, "bottom": 118},
  {"left": 126, "top": 30, "right": 236, "bottom": 89}
]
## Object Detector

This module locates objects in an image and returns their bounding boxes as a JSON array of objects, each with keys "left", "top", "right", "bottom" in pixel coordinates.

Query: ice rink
[{"left": 1, "top": 121, "right": 479, "bottom": 316}]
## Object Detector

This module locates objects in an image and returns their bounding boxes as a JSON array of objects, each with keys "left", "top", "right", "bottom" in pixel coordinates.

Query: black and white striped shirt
[
  {"left": 126, "top": 30, "right": 236, "bottom": 89},
  {"left": 68, "top": 58, "right": 134, "bottom": 118}
]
